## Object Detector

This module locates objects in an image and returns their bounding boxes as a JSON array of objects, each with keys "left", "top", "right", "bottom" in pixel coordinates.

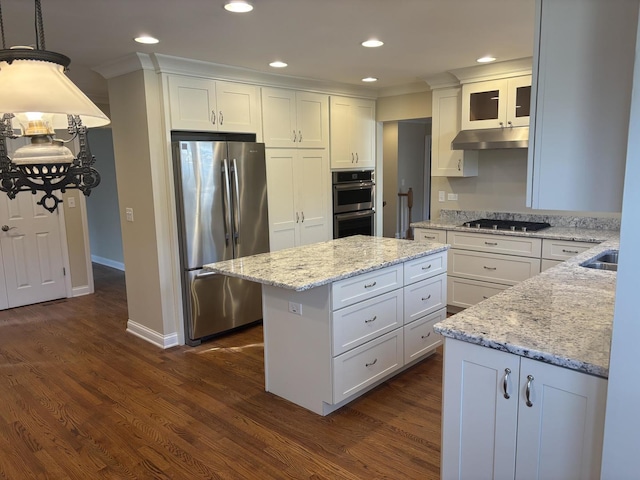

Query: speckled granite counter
[
  {"left": 434, "top": 240, "right": 618, "bottom": 378},
  {"left": 203, "top": 235, "right": 449, "bottom": 291}
]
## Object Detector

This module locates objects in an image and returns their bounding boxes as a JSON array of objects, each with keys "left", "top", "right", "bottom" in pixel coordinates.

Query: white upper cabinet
[
  {"left": 330, "top": 96, "right": 376, "bottom": 169},
  {"left": 167, "top": 76, "right": 261, "bottom": 133},
  {"left": 262, "top": 88, "right": 329, "bottom": 149},
  {"left": 431, "top": 87, "right": 478, "bottom": 177},
  {"left": 527, "top": 0, "right": 637, "bottom": 212},
  {"left": 461, "top": 75, "right": 531, "bottom": 130}
]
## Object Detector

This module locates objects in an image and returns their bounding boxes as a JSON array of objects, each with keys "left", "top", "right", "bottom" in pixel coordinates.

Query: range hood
[{"left": 451, "top": 126, "right": 529, "bottom": 150}]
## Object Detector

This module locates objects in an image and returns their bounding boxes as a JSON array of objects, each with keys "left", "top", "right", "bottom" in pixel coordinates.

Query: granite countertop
[
  {"left": 434, "top": 240, "right": 619, "bottom": 378},
  {"left": 203, "top": 235, "right": 449, "bottom": 291}
]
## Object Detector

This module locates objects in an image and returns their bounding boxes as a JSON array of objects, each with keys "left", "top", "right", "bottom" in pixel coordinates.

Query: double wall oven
[{"left": 332, "top": 170, "right": 375, "bottom": 238}]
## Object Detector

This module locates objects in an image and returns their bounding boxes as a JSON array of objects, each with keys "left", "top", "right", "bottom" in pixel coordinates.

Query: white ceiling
[{"left": 1, "top": 0, "right": 536, "bottom": 103}]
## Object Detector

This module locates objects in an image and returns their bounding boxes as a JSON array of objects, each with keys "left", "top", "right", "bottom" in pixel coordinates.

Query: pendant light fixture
[{"left": 0, "top": 0, "right": 110, "bottom": 212}]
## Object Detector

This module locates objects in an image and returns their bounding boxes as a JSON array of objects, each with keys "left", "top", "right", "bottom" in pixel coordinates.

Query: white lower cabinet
[{"left": 442, "top": 339, "right": 607, "bottom": 480}]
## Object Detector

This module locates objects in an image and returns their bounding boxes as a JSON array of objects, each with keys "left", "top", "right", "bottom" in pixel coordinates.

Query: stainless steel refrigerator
[{"left": 172, "top": 139, "right": 269, "bottom": 345}]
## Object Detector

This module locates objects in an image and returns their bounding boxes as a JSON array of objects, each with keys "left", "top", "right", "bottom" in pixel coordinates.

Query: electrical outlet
[
  {"left": 438, "top": 191, "right": 445, "bottom": 202},
  {"left": 67, "top": 196, "right": 76, "bottom": 208},
  {"left": 125, "top": 207, "right": 134, "bottom": 222},
  {"left": 448, "top": 193, "right": 459, "bottom": 201},
  {"left": 288, "top": 302, "right": 302, "bottom": 315}
]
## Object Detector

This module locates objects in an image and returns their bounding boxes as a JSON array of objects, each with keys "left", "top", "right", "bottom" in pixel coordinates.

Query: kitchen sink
[{"left": 581, "top": 250, "right": 619, "bottom": 272}]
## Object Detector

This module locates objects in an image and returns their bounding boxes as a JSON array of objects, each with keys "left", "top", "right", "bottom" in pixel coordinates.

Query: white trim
[
  {"left": 56, "top": 201, "right": 74, "bottom": 298},
  {"left": 449, "top": 57, "right": 533, "bottom": 84},
  {"left": 77, "top": 190, "right": 95, "bottom": 295},
  {"left": 71, "top": 285, "right": 92, "bottom": 297},
  {"left": 377, "top": 82, "right": 431, "bottom": 98},
  {"left": 126, "top": 320, "right": 180, "bottom": 349},
  {"left": 94, "top": 52, "right": 155, "bottom": 80},
  {"left": 91, "top": 255, "right": 125, "bottom": 271}
]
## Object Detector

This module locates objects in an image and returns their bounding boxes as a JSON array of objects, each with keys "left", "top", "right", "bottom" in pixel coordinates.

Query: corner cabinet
[
  {"left": 431, "top": 87, "right": 478, "bottom": 177},
  {"left": 167, "top": 75, "right": 261, "bottom": 133},
  {"left": 261, "top": 88, "right": 329, "bottom": 149},
  {"left": 527, "top": 0, "right": 637, "bottom": 212},
  {"left": 265, "top": 148, "right": 331, "bottom": 251},
  {"left": 442, "top": 339, "right": 607, "bottom": 480},
  {"left": 329, "top": 96, "right": 376, "bottom": 169}
]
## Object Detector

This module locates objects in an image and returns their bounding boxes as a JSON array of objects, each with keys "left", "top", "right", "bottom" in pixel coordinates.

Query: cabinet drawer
[
  {"left": 449, "top": 250, "right": 541, "bottom": 286},
  {"left": 447, "top": 276, "right": 510, "bottom": 308},
  {"left": 541, "top": 259, "right": 562, "bottom": 272},
  {"left": 332, "top": 290, "right": 403, "bottom": 356},
  {"left": 404, "top": 251, "right": 447, "bottom": 286},
  {"left": 333, "top": 329, "right": 404, "bottom": 404},
  {"left": 404, "top": 309, "right": 446, "bottom": 364},
  {"left": 331, "top": 264, "right": 403, "bottom": 310},
  {"left": 414, "top": 228, "right": 447, "bottom": 244},
  {"left": 541, "top": 239, "right": 595, "bottom": 261},
  {"left": 448, "top": 231, "right": 542, "bottom": 258},
  {"left": 404, "top": 273, "right": 447, "bottom": 324}
]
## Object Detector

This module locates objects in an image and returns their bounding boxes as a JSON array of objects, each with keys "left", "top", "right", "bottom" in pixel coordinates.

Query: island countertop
[{"left": 203, "top": 235, "right": 449, "bottom": 291}]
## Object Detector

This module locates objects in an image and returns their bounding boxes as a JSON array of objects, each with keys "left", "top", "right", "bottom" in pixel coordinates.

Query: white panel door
[
  {"left": 351, "top": 99, "right": 375, "bottom": 168},
  {"left": 262, "top": 88, "right": 297, "bottom": 148},
  {"left": 168, "top": 76, "right": 217, "bottom": 131},
  {"left": 215, "top": 81, "right": 260, "bottom": 133},
  {"left": 296, "top": 150, "right": 330, "bottom": 246},
  {"left": 265, "top": 149, "right": 299, "bottom": 251},
  {"left": 295, "top": 92, "right": 328, "bottom": 149},
  {"left": 0, "top": 192, "right": 66, "bottom": 308}
]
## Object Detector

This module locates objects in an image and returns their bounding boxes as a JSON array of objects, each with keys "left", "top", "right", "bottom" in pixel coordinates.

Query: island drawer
[
  {"left": 333, "top": 329, "right": 404, "bottom": 404},
  {"left": 541, "top": 239, "right": 595, "bottom": 261},
  {"left": 413, "top": 228, "right": 447, "bottom": 244},
  {"left": 331, "top": 264, "right": 403, "bottom": 310},
  {"left": 449, "top": 250, "right": 541, "bottom": 286},
  {"left": 332, "top": 290, "right": 403, "bottom": 356},
  {"left": 404, "top": 273, "right": 447, "bottom": 324},
  {"left": 404, "top": 308, "right": 445, "bottom": 364},
  {"left": 404, "top": 251, "right": 447, "bottom": 285},
  {"left": 447, "top": 276, "right": 510, "bottom": 308},
  {"left": 448, "top": 231, "right": 542, "bottom": 258}
]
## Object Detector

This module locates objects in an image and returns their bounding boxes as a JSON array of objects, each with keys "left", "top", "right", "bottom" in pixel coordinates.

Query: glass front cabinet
[{"left": 461, "top": 75, "right": 531, "bottom": 130}]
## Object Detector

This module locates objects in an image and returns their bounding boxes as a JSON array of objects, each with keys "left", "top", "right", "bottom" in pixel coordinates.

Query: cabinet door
[
  {"left": 351, "top": 99, "right": 375, "bottom": 168},
  {"left": 296, "top": 150, "right": 330, "bottom": 246},
  {"left": 296, "top": 92, "right": 329, "bottom": 148},
  {"left": 262, "top": 88, "right": 297, "bottom": 148},
  {"left": 515, "top": 358, "right": 607, "bottom": 480},
  {"left": 506, "top": 75, "right": 532, "bottom": 128},
  {"left": 265, "top": 149, "right": 299, "bottom": 251},
  {"left": 168, "top": 76, "right": 217, "bottom": 131},
  {"left": 431, "top": 88, "right": 478, "bottom": 177},
  {"left": 442, "top": 339, "right": 520, "bottom": 480},
  {"left": 329, "top": 97, "right": 354, "bottom": 169},
  {"left": 215, "top": 81, "right": 260, "bottom": 134},
  {"left": 461, "top": 79, "right": 508, "bottom": 130}
]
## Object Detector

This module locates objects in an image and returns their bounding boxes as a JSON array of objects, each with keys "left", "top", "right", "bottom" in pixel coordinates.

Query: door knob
[{"left": 1, "top": 225, "right": 14, "bottom": 232}]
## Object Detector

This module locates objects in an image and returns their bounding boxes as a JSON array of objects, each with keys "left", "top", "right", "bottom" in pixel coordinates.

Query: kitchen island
[
  {"left": 434, "top": 240, "right": 618, "bottom": 479},
  {"left": 204, "top": 235, "right": 449, "bottom": 415}
]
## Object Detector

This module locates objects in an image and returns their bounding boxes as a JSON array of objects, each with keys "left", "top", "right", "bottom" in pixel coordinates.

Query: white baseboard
[
  {"left": 126, "top": 320, "right": 180, "bottom": 349},
  {"left": 91, "top": 255, "right": 125, "bottom": 271},
  {"left": 72, "top": 285, "right": 92, "bottom": 297}
]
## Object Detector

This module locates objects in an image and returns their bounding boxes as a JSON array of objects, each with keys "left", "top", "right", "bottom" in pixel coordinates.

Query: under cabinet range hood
[{"left": 451, "top": 126, "right": 529, "bottom": 150}]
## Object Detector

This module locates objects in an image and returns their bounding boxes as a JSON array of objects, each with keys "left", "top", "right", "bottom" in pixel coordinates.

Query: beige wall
[
  {"left": 382, "top": 123, "right": 399, "bottom": 237},
  {"left": 61, "top": 190, "right": 89, "bottom": 288},
  {"left": 376, "top": 91, "right": 431, "bottom": 122}
]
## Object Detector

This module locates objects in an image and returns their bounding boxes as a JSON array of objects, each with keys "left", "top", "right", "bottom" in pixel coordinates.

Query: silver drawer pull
[
  {"left": 364, "top": 281, "right": 377, "bottom": 288},
  {"left": 485, "top": 241, "right": 498, "bottom": 246},
  {"left": 525, "top": 375, "right": 534, "bottom": 407},
  {"left": 421, "top": 264, "right": 432, "bottom": 270},
  {"left": 421, "top": 332, "right": 431, "bottom": 339},
  {"left": 421, "top": 294, "right": 432, "bottom": 301},
  {"left": 483, "top": 266, "right": 497, "bottom": 271},
  {"left": 562, "top": 249, "right": 579, "bottom": 254},
  {"left": 364, "top": 316, "right": 377, "bottom": 324},
  {"left": 482, "top": 295, "right": 489, "bottom": 299},
  {"left": 503, "top": 368, "right": 511, "bottom": 399},
  {"left": 365, "top": 358, "right": 378, "bottom": 367},
  {"left": 423, "top": 235, "right": 436, "bottom": 240}
]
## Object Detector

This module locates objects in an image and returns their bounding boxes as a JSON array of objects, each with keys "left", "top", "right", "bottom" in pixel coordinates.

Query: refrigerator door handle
[
  {"left": 222, "top": 158, "right": 233, "bottom": 246},
  {"left": 231, "top": 158, "right": 241, "bottom": 244}
]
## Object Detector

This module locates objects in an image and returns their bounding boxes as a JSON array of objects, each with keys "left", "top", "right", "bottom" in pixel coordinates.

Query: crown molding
[
  {"left": 93, "top": 53, "right": 155, "bottom": 80},
  {"left": 450, "top": 57, "right": 533, "bottom": 84},
  {"left": 423, "top": 72, "right": 460, "bottom": 90},
  {"left": 376, "top": 82, "right": 431, "bottom": 98}
]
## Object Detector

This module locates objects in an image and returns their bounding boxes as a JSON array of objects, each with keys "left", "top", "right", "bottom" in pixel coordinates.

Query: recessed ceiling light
[
  {"left": 362, "top": 77, "right": 378, "bottom": 82},
  {"left": 362, "top": 39, "right": 384, "bottom": 48},
  {"left": 134, "top": 35, "right": 159, "bottom": 45},
  {"left": 477, "top": 56, "right": 497, "bottom": 63},
  {"left": 269, "top": 61, "right": 288, "bottom": 68},
  {"left": 224, "top": 1, "right": 253, "bottom": 13}
]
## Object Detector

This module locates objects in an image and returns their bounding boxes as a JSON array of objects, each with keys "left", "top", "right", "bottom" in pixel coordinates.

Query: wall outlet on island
[{"left": 288, "top": 301, "right": 302, "bottom": 315}]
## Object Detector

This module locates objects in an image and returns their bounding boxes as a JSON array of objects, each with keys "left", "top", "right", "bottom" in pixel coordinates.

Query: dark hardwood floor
[{"left": 0, "top": 264, "right": 443, "bottom": 479}]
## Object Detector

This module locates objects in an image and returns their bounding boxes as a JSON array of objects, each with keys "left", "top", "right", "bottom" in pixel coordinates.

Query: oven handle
[
  {"left": 333, "top": 182, "right": 375, "bottom": 191},
  {"left": 334, "top": 210, "right": 375, "bottom": 220}
]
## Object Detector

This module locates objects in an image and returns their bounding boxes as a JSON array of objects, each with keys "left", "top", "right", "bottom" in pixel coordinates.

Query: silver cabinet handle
[
  {"left": 293, "top": 130, "right": 297, "bottom": 143},
  {"left": 298, "top": 130, "right": 302, "bottom": 142},
  {"left": 1, "top": 225, "right": 15, "bottom": 232},
  {"left": 219, "top": 111, "right": 223, "bottom": 125},
  {"left": 503, "top": 368, "right": 511, "bottom": 399},
  {"left": 421, "top": 264, "right": 432, "bottom": 270},
  {"left": 485, "top": 241, "right": 498, "bottom": 246},
  {"left": 211, "top": 110, "right": 216, "bottom": 125},
  {"left": 525, "top": 375, "right": 534, "bottom": 407},
  {"left": 507, "top": 120, "right": 513, "bottom": 127},
  {"left": 421, "top": 294, "right": 432, "bottom": 301},
  {"left": 421, "top": 332, "right": 431, "bottom": 339},
  {"left": 457, "top": 159, "right": 461, "bottom": 171},
  {"left": 499, "top": 121, "right": 504, "bottom": 128},
  {"left": 365, "top": 358, "right": 378, "bottom": 367},
  {"left": 423, "top": 235, "right": 436, "bottom": 240},
  {"left": 221, "top": 159, "right": 232, "bottom": 245},
  {"left": 562, "top": 249, "right": 579, "bottom": 254},
  {"left": 356, "top": 152, "right": 359, "bottom": 163},
  {"left": 364, "top": 315, "right": 377, "bottom": 324},
  {"left": 296, "top": 212, "right": 299, "bottom": 223},
  {"left": 364, "top": 281, "right": 377, "bottom": 288},
  {"left": 483, "top": 266, "right": 497, "bottom": 271},
  {"left": 301, "top": 211, "right": 304, "bottom": 223},
  {"left": 351, "top": 152, "right": 355, "bottom": 163},
  {"left": 231, "top": 158, "right": 241, "bottom": 243}
]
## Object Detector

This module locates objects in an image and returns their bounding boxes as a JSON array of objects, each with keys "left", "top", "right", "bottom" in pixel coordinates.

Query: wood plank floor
[{"left": 0, "top": 264, "right": 443, "bottom": 479}]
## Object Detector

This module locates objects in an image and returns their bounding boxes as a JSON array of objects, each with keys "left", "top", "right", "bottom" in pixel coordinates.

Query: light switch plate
[
  {"left": 438, "top": 191, "right": 445, "bottom": 202},
  {"left": 67, "top": 196, "right": 76, "bottom": 208},
  {"left": 448, "top": 193, "right": 458, "bottom": 201},
  {"left": 125, "top": 207, "right": 134, "bottom": 222}
]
